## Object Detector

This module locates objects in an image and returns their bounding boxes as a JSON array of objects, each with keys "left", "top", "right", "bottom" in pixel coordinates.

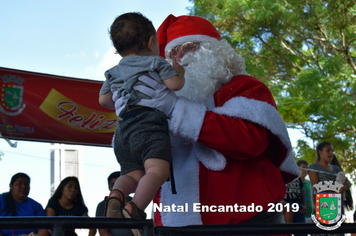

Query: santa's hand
[
  {"left": 336, "top": 171, "right": 346, "bottom": 184},
  {"left": 111, "top": 87, "right": 126, "bottom": 117},
  {"left": 136, "top": 72, "right": 206, "bottom": 142},
  {"left": 134, "top": 72, "right": 178, "bottom": 117}
]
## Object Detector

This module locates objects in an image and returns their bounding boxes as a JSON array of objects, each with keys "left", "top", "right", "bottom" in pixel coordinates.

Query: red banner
[{"left": 0, "top": 67, "right": 117, "bottom": 146}]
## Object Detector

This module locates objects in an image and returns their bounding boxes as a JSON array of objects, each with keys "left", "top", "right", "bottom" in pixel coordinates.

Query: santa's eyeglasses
[{"left": 166, "top": 42, "right": 200, "bottom": 59}]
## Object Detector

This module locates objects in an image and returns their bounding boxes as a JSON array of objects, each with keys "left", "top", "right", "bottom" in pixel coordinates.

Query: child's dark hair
[
  {"left": 110, "top": 12, "right": 156, "bottom": 56},
  {"left": 297, "top": 159, "right": 308, "bottom": 167}
]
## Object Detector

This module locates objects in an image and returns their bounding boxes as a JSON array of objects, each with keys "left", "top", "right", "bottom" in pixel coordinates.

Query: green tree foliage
[{"left": 189, "top": 0, "right": 356, "bottom": 175}]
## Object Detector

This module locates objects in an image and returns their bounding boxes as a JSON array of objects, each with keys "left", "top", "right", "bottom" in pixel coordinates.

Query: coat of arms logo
[
  {"left": 311, "top": 181, "right": 345, "bottom": 231},
  {"left": 0, "top": 74, "right": 26, "bottom": 116}
]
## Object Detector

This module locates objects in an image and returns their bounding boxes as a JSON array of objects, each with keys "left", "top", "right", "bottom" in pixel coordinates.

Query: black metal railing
[
  {"left": 0, "top": 217, "right": 153, "bottom": 236},
  {"left": 156, "top": 223, "right": 356, "bottom": 235},
  {"left": 1, "top": 217, "right": 356, "bottom": 235}
]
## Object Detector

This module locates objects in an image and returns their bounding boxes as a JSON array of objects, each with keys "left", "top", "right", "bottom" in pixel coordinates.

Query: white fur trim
[
  {"left": 169, "top": 96, "right": 207, "bottom": 142},
  {"left": 169, "top": 95, "right": 226, "bottom": 171},
  {"left": 213, "top": 96, "right": 300, "bottom": 177},
  {"left": 165, "top": 35, "right": 220, "bottom": 51},
  {"left": 160, "top": 137, "right": 202, "bottom": 226},
  {"left": 193, "top": 142, "right": 226, "bottom": 171},
  {"left": 193, "top": 94, "right": 227, "bottom": 171},
  {"left": 159, "top": 96, "right": 299, "bottom": 226}
]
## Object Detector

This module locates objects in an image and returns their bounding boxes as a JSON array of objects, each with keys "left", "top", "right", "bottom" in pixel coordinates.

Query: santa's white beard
[{"left": 175, "top": 47, "right": 233, "bottom": 105}]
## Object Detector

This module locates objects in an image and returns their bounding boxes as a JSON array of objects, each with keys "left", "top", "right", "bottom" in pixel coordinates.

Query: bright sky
[
  {"left": 0, "top": 0, "right": 308, "bottom": 219},
  {"left": 0, "top": 0, "right": 195, "bottom": 218}
]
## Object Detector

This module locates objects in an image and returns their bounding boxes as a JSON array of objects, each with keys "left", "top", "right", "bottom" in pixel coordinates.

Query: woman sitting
[
  {"left": 0, "top": 172, "right": 48, "bottom": 236},
  {"left": 45, "top": 176, "right": 95, "bottom": 236}
]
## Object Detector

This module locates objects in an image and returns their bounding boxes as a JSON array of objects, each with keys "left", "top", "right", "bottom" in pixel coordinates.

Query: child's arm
[
  {"left": 99, "top": 91, "right": 115, "bottom": 109},
  {"left": 163, "top": 56, "right": 185, "bottom": 91}
]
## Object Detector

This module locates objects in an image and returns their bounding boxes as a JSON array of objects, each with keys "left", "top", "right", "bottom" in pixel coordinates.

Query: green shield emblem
[
  {"left": 311, "top": 181, "right": 346, "bottom": 231},
  {"left": 1, "top": 75, "right": 26, "bottom": 116},
  {"left": 315, "top": 193, "right": 342, "bottom": 225},
  {"left": 4, "top": 86, "right": 22, "bottom": 109},
  {"left": 319, "top": 196, "right": 338, "bottom": 221}
]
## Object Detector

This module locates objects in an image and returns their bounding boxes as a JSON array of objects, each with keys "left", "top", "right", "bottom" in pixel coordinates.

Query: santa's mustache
[{"left": 175, "top": 48, "right": 230, "bottom": 104}]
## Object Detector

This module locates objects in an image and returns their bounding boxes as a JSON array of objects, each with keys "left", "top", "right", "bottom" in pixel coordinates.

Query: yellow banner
[{"left": 40, "top": 89, "right": 117, "bottom": 133}]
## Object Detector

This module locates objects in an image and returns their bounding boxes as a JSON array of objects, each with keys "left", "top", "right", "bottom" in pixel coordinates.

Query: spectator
[
  {"left": 330, "top": 154, "right": 353, "bottom": 212},
  {"left": 45, "top": 176, "right": 95, "bottom": 236},
  {"left": 0, "top": 172, "right": 48, "bottom": 236},
  {"left": 352, "top": 209, "right": 356, "bottom": 236},
  {"left": 309, "top": 145, "right": 352, "bottom": 236},
  {"left": 309, "top": 142, "right": 352, "bottom": 208},
  {"left": 95, "top": 171, "right": 132, "bottom": 236},
  {"left": 284, "top": 172, "right": 306, "bottom": 236},
  {"left": 297, "top": 160, "right": 313, "bottom": 223},
  {"left": 282, "top": 200, "right": 293, "bottom": 223}
]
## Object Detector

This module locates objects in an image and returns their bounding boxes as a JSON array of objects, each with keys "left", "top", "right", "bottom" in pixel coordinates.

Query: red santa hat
[{"left": 157, "top": 14, "right": 222, "bottom": 58}]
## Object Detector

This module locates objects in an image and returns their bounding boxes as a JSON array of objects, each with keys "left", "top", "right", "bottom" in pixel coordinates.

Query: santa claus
[{"left": 133, "top": 14, "right": 300, "bottom": 227}]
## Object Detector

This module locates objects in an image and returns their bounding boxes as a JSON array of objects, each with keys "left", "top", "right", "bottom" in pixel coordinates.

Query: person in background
[
  {"left": 330, "top": 154, "right": 354, "bottom": 213},
  {"left": 352, "top": 209, "right": 356, "bottom": 236},
  {"left": 95, "top": 171, "right": 132, "bottom": 236},
  {"left": 0, "top": 172, "right": 48, "bottom": 236},
  {"left": 309, "top": 144, "right": 353, "bottom": 236},
  {"left": 45, "top": 176, "right": 95, "bottom": 236},
  {"left": 283, "top": 171, "right": 306, "bottom": 236},
  {"left": 297, "top": 160, "right": 313, "bottom": 223},
  {"left": 282, "top": 200, "right": 293, "bottom": 223},
  {"left": 309, "top": 142, "right": 352, "bottom": 209}
]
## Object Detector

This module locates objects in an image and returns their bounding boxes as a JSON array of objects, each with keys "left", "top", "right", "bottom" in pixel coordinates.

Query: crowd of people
[
  {"left": 1, "top": 12, "right": 355, "bottom": 236},
  {"left": 283, "top": 141, "right": 354, "bottom": 236},
  {"left": 0, "top": 173, "right": 97, "bottom": 236},
  {"left": 1, "top": 143, "right": 354, "bottom": 236},
  {"left": 0, "top": 172, "right": 134, "bottom": 236}
]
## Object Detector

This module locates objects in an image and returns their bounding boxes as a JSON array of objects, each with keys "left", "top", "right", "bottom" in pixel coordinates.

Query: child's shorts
[{"left": 113, "top": 107, "right": 171, "bottom": 175}]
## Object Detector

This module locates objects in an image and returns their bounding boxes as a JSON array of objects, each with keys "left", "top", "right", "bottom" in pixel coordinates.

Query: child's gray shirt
[{"left": 99, "top": 55, "right": 177, "bottom": 114}]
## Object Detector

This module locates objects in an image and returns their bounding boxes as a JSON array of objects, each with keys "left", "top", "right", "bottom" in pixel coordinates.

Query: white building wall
[{"left": 50, "top": 143, "right": 83, "bottom": 195}]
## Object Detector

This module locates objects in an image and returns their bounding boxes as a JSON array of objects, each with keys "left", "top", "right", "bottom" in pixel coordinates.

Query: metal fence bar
[
  {"left": 1, "top": 217, "right": 356, "bottom": 235},
  {"left": 51, "top": 224, "right": 64, "bottom": 236},
  {"left": 155, "top": 223, "right": 356, "bottom": 235},
  {"left": 0, "top": 217, "right": 154, "bottom": 236}
]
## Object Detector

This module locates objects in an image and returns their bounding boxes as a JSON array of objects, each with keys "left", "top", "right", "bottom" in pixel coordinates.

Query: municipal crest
[
  {"left": 312, "top": 181, "right": 346, "bottom": 231},
  {"left": 0, "top": 74, "right": 26, "bottom": 116}
]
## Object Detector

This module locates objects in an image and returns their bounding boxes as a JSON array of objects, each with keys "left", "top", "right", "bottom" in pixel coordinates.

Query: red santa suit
[{"left": 153, "top": 14, "right": 300, "bottom": 227}]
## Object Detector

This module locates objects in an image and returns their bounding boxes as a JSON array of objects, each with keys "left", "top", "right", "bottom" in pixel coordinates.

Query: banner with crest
[{"left": 0, "top": 67, "right": 117, "bottom": 146}]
